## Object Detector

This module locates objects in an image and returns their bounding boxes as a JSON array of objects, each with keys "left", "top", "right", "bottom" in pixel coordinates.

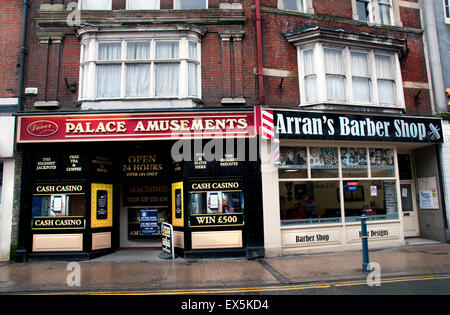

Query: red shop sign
[{"left": 17, "top": 111, "right": 256, "bottom": 143}]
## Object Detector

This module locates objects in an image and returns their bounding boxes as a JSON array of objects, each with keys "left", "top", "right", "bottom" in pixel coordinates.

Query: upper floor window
[
  {"left": 353, "top": 0, "right": 397, "bottom": 26},
  {"left": 445, "top": 0, "right": 450, "bottom": 23},
  {"left": 174, "top": 0, "right": 208, "bottom": 9},
  {"left": 279, "top": 0, "right": 305, "bottom": 12},
  {"left": 298, "top": 44, "right": 403, "bottom": 108},
  {"left": 127, "top": 0, "right": 159, "bottom": 10},
  {"left": 79, "top": 0, "right": 112, "bottom": 10},
  {"left": 80, "top": 38, "right": 201, "bottom": 100}
]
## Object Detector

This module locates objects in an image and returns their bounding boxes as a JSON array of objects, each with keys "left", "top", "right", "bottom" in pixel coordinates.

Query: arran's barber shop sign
[
  {"left": 258, "top": 108, "right": 443, "bottom": 143},
  {"left": 17, "top": 111, "right": 255, "bottom": 143}
]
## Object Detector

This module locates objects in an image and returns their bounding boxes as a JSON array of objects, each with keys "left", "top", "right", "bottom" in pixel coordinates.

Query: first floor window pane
[
  {"left": 310, "top": 147, "right": 339, "bottom": 178},
  {"left": 356, "top": 0, "right": 370, "bottom": 21},
  {"left": 127, "top": 42, "right": 150, "bottom": 60},
  {"left": 80, "top": 0, "right": 111, "bottom": 10},
  {"left": 127, "top": 0, "right": 159, "bottom": 10},
  {"left": 126, "top": 64, "right": 150, "bottom": 97},
  {"left": 370, "top": 148, "right": 395, "bottom": 177},
  {"left": 326, "top": 75, "right": 346, "bottom": 101},
  {"left": 305, "top": 75, "right": 317, "bottom": 102},
  {"left": 81, "top": 65, "right": 89, "bottom": 98},
  {"left": 175, "top": 0, "right": 207, "bottom": 9},
  {"left": 280, "top": 181, "right": 341, "bottom": 225},
  {"left": 97, "top": 64, "right": 121, "bottom": 98},
  {"left": 98, "top": 42, "right": 121, "bottom": 61},
  {"left": 188, "top": 62, "right": 198, "bottom": 96},
  {"left": 282, "top": 0, "right": 303, "bottom": 12},
  {"left": 155, "top": 63, "right": 179, "bottom": 96},
  {"left": 352, "top": 77, "right": 372, "bottom": 103},
  {"left": 156, "top": 41, "right": 179, "bottom": 59},
  {"left": 378, "top": 0, "right": 393, "bottom": 25},
  {"left": 278, "top": 146, "right": 308, "bottom": 179},
  {"left": 343, "top": 180, "right": 398, "bottom": 222},
  {"left": 378, "top": 79, "right": 396, "bottom": 104}
]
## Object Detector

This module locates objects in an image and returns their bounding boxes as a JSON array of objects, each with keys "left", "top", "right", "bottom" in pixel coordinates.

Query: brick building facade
[{"left": 9, "top": 0, "right": 447, "bottom": 260}]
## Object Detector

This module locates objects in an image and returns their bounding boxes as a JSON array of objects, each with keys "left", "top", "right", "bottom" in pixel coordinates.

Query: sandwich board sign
[{"left": 161, "top": 222, "right": 175, "bottom": 259}]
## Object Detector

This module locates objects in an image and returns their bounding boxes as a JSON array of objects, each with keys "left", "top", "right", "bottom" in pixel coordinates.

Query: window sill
[
  {"left": 298, "top": 102, "right": 405, "bottom": 114},
  {"left": 79, "top": 98, "right": 202, "bottom": 111}
]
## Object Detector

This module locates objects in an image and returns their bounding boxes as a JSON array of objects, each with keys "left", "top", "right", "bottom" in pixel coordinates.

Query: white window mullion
[
  {"left": 87, "top": 39, "right": 97, "bottom": 99},
  {"left": 316, "top": 43, "right": 327, "bottom": 103},
  {"left": 345, "top": 48, "right": 352, "bottom": 103},
  {"left": 179, "top": 38, "right": 188, "bottom": 98},
  {"left": 150, "top": 40, "right": 156, "bottom": 97},
  {"left": 121, "top": 41, "right": 126, "bottom": 98},
  {"left": 370, "top": 51, "right": 380, "bottom": 105}
]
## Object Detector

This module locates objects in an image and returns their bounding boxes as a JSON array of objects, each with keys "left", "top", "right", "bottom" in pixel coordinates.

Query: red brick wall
[
  {"left": 22, "top": 0, "right": 431, "bottom": 115},
  {"left": 0, "top": 0, "right": 23, "bottom": 99}
]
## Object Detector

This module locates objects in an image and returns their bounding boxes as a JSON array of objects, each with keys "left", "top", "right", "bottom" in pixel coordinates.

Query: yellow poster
[
  {"left": 172, "top": 182, "right": 184, "bottom": 227},
  {"left": 91, "top": 183, "right": 113, "bottom": 228}
]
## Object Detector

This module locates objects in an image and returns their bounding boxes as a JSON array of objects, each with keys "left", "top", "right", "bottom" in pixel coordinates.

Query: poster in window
[
  {"left": 341, "top": 148, "right": 367, "bottom": 168},
  {"left": 171, "top": 182, "right": 184, "bottom": 227},
  {"left": 309, "top": 147, "right": 338, "bottom": 168},
  {"left": 91, "top": 183, "right": 113, "bottom": 228},
  {"left": 278, "top": 146, "right": 307, "bottom": 169}
]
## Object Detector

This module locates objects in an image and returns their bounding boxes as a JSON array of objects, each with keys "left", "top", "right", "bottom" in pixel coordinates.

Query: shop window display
[{"left": 278, "top": 145, "right": 398, "bottom": 226}]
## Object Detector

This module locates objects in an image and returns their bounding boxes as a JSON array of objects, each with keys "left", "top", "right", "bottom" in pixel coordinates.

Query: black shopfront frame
[{"left": 15, "top": 138, "right": 264, "bottom": 261}]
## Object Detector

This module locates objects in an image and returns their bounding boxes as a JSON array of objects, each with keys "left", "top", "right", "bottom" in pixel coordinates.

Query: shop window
[
  {"left": 32, "top": 194, "right": 86, "bottom": 217},
  {"left": 343, "top": 180, "right": 398, "bottom": 222},
  {"left": 280, "top": 181, "right": 341, "bottom": 225},
  {"left": 174, "top": 0, "right": 208, "bottom": 9},
  {"left": 80, "top": 38, "right": 201, "bottom": 100},
  {"left": 189, "top": 191, "right": 244, "bottom": 214},
  {"left": 310, "top": 147, "right": 339, "bottom": 178},
  {"left": 369, "top": 148, "right": 395, "bottom": 177},
  {"left": 341, "top": 147, "right": 368, "bottom": 178},
  {"left": 79, "top": 0, "right": 112, "bottom": 10},
  {"left": 299, "top": 44, "right": 403, "bottom": 108},
  {"left": 278, "top": 145, "right": 397, "bottom": 226},
  {"left": 127, "top": 0, "right": 159, "bottom": 10},
  {"left": 278, "top": 146, "right": 307, "bottom": 179}
]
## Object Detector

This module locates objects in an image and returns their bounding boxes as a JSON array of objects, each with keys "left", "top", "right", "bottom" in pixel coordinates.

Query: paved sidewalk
[{"left": 0, "top": 242, "right": 449, "bottom": 294}]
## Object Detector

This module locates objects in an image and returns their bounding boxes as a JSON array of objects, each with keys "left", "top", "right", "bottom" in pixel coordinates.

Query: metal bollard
[{"left": 361, "top": 214, "right": 370, "bottom": 271}]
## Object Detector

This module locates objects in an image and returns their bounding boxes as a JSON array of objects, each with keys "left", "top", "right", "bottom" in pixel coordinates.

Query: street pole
[{"left": 361, "top": 214, "right": 370, "bottom": 271}]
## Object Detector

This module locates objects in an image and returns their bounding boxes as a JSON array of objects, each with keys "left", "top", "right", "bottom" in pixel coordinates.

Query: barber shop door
[{"left": 401, "top": 181, "right": 420, "bottom": 237}]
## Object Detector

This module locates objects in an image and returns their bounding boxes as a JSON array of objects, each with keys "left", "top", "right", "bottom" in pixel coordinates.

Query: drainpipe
[
  {"left": 255, "top": 0, "right": 265, "bottom": 105},
  {"left": 18, "top": 0, "right": 29, "bottom": 111}
]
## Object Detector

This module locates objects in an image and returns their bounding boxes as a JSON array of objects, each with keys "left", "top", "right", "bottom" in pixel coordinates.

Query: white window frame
[
  {"left": 297, "top": 43, "right": 404, "bottom": 109},
  {"left": 355, "top": 0, "right": 374, "bottom": 23},
  {"left": 444, "top": 0, "right": 450, "bottom": 23},
  {"left": 352, "top": 0, "right": 401, "bottom": 26},
  {"left": 78, "top": 0, "right": 112, "bottom": 10},
  {"left": 174, "top": 0, "right": 208, "bottom": 9},
  {"left": 79, "top": 37, "right": 201, "bottom": 101},
  {"left": 126, "top": 0, "right": 160, "bottom": 10},
  {"left": 278, "top": 0, "right": 306, "bottom": 13}
]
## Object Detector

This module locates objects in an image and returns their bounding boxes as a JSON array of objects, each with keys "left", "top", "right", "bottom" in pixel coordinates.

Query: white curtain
[
  {"left": 97, "top": 65, "right": 121, "bottom": 98},
  {"left": 188, "top": 41, "right": 197, "bottom": 60},
  {"left": 156, "top": 41, "right": 179, "bottom": 59},
  {"left": 127, "top": 0, "right": 159, "bottom": 10},
  {"left": 376, "top": 54, "right": 396, "bottom": 104},
  {"left": 127, "top": 42, "right": 150, "bottom": 60},
  {"left": 378, "top": 0, "right": 392, "bottom": 25},
  {"left": 155, "top": 64, "right": 179, "bottom": 96},
  {"left": 325, "top": 48, "right": 346, "bottom": 101},
  {"left": 282, "top": 0, "right": 303, "bottom": 11},
  {"left": 80, "top": 0, "right": 111, "bottom": 10},
  {"left": 303, "top": 49, "right": 317, "bottom": 102},
  {"left": 98, "top": 43, "right": 121, "bottom": 61},
  {"left": 127, "top": 64, "right": 150, "bottom": 97},
  {"left": 175, "top": 0, "right": 207, "bottom": 9},
  {"left": 351, "top": 52, "right": 371, "bottom": 103},
  {"left": 97, "top": 43, "right": 121, "bottom": 98},
  {"left": 188, "top": 62, "right": 198, "bottom": 96},
  {"left": 155, "top": 42, "right": 179, "bottom": 96}
]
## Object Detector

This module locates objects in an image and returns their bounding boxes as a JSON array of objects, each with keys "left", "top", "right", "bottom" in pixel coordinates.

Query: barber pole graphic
[
  {"left": 261, "top": 110, "right": 275, "bottom": 139},
  {"left": 273, "top": 139, "right": 281, "bottom": 165}
]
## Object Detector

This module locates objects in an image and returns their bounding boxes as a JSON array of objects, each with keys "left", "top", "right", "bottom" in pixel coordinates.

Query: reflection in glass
[{"left": 280, "top": 181, "right": 341, "bottom": 225}]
